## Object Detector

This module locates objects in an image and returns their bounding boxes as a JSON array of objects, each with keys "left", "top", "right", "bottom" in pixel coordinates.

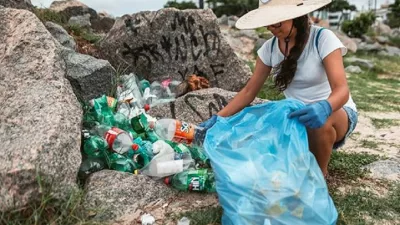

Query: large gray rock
[
  {"left": 217, "top": 14, "right": 228, "bottom": 26},
  {"left": 375, "top": 35, "right": 389, "bottom": 44},
  {"left": 358, "top": 42, "right": 384, "bottom": 52},
  {"left": 83, "top": 170, "right": 178, "bottom": 221},
  {"left": 383, "top": 46, "right": 400, "bottom": 57},
  {"left": 91, "top": 13, "right": 115, "bottom": 33},
  {"left": 0, "top": 8, "right": 82, "bottom": 211},
  {"left": 364, "top": 159, "right": 400, "bottom": 181},
  {"left": 45, "top": 21, "right": 76, "bottom": 50},
  {"left": 99, "top": 9, "right": 252, "bottom": 92},
  {"left": 372, "top": 21, "right": 392, "bottom": 36},
  {"left": 148, "top": 88, "right": 267, "bottom": 124},
  {"left": 0, "top": 0, "right": 32, "bottom": 9},
  {"left": 344, "top": 57, "right": 374, "bottom": 70},
  {"left": 345, "top": 65, "right": 362, "bottom": 74},
  {"left": 255, "top": 38, "right": 267, "bottom": 51},
  {"left": 332, "top": 30, "right": 357, "bottom": 53},
  {"left": 68, "top": 13, "right": 91, "bottom": 28},
  {"left": 62, "top": 49, "right": 116, "bottom": 101},
  {"left": 231, "top": 29, "right": 259, "bottom": 40},
  {"left": 49, "top": 0, "right": 97, "bottom": 20}
]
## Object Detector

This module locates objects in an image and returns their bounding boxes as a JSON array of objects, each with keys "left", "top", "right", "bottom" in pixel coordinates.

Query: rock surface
[
  {"left": 148, "top": 88, "right": 267, "bottom": 124},
  {"left": 0, "top": 8, "right": 82, "bottom": 211},
  {"left": 68, "top": 13, "right": 91, "bottom": 28},
  {"left": 45, "top": 21, "right": 76, "bottom": 50},
  {"left": 83, "top": 170, "right": 178, "bottom": 221},
  {"left": 332, "top": 30, "right": 357, "bottom": 53},
  {"left": 99, "top": 8, "right": 252, "bottom": 92},
  {"left": 344, "top": 57, "right": 375, "bottom": 69},
  {"left": 0, "top": 0, "right": 32, "bottom": 9},
  {"left": 365, "top": 159, "right": 400, "bottom": 181},
  {"left": 345, "top": 65, "right": 362, "bottom": 74},
  {"left": 49, "top": 0, "right": 97, "bottom": 20},
  {"left": 62, "top": 49, "right": 116, "bottom": 101}
]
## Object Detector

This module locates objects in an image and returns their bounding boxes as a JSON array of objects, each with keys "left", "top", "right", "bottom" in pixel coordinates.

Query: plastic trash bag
[{"left": 203, "top": 99, "right": 338, "bottom": 225}]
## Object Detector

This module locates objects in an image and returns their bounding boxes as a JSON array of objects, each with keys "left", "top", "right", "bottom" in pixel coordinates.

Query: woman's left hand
[{"left": 289, "top": 100, "right": 332, "bottom": 129}]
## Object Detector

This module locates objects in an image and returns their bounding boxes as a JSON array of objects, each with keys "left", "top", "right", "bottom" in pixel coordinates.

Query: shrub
[
  {"left": 33, "top": 7, "right": 68, "bottom": 25},
  {"left": 164, "top": 1, "right": 198, "bottom": 10},
  {"left": 341, "top": 12, "right": 376, "bottom": 38}
]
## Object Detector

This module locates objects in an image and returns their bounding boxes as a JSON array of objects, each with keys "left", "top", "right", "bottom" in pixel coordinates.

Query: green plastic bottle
[
  {"left": 130, "top": 113, "right": 148, "bottom": 134},
  {"left": 106, "top": 152, "right": 137, "bottom": 173},
  {"left": 83, "top": 135, "right": 109, "bottom": 159},
  {"left": 114, "top": 112, "right": 138, "bottom": 139},
  {"left": 125, "top": 143, "right": 151, "bottom": 169},
  {"left": 78, "top": 157, "right": 107, "bottom": 180},
  {"left": 164, "top": 169, "right": 216, "bottom": 193},
  {"left": 89, "top": 95, "right": 116, "bottom": 126},
  {"left": 139, "top": 79, "right": 151, "bottom": 93}
]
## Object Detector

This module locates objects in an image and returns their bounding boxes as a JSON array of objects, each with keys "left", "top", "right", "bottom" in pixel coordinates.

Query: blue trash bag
[{"left": 203, "top": 99, "right": 338, "bottom": 225}]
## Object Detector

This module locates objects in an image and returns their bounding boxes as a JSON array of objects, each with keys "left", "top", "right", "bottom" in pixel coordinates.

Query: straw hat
[{"left": 236, "top": 0, "right": 331, "bottom": 29}]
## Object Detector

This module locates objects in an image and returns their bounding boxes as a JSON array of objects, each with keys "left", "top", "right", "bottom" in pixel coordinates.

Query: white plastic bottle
[
  {"left": 91, "top": 124, "right": 134, "bottom": 154},
  {"left": 139, "top": 140, "right": 184, "bottom": 177}
]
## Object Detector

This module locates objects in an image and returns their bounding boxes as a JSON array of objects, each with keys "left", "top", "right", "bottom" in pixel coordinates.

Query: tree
[
  {"left": 387, "top": 0, "right": 400, "bottom": 28},
  {"left": 164, "top": 1, "right": 198, "bottom": 10},
  {"left": 205, "top": 0, "right": 258, "bottom": 17},
  {"left": 321, "top": 0, "right": 357, "bottom": 12}
]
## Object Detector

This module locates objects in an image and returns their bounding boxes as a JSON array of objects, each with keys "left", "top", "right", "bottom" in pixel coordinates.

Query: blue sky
[{"left": 31, "top": 0, "right": 395, "bottom": 17}]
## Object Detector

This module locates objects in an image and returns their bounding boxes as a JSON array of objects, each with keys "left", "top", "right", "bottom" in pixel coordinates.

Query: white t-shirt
[{"left": 257, "top": 25, "right": 357, "bottom": 112}]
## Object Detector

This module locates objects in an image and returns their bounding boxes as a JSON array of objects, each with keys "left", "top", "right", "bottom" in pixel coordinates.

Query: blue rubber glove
[
  {"left": 198, "top": 114, "right": 218, "bottom": 130},
  {"left": 288, "top": 100, "right": 332, "bottom": 129}
]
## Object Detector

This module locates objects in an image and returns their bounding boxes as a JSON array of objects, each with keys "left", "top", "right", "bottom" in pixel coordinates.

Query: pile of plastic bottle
[{"left": 79, "top": 73, "right": 216, "bottom": 193}]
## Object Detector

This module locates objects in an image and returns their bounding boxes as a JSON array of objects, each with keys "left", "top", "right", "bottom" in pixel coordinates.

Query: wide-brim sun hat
[{"left": 236, "top": 0, "right": 332, "bottom": 30}]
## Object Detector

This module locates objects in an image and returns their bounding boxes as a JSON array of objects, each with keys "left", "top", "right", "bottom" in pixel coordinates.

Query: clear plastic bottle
[
  {"left": 91, "top": 124, "right": 135, "bottom": 154},
  {"left": 149, "top": 119, "right": 205, "bottom": 146},
  {"left": 139, "top": 140, "right": 184, "bottom": 177}
]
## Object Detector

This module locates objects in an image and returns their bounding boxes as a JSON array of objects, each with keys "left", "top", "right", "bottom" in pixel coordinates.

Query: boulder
[
  {"left": 217, "top": 14, "right": 228, "bottom": 26},
  {"left": 332, "top": 30, "right": 357, "bottom": 53},
  {"left": 45, "top": 21, "right": 76, "bottom": 50},
  {"left": 383, "top": 46, "right": 400, "bottom": 57},
  {"left": 99, "top": 9, "right": 251, "bottom": 92},
  {"left": 228, "top": 15, "right": 238, "bottom": 28},
  {"left": 344, "top": 57, "right": 374, "bottom": 70},
  {"left": 372, "top": 21, "right": 392, "bottom": 36},
  {"left": 0, "top": 0, "right": 32, "bottom": 9},
  {"left": 345, "top": 65, "right": 362, "bottom": 74},
  {"left": 68, "top": 13, "right": 91, "bottom": 28},
  {"left": 358, "top": 42, "right": 384, "bottom": 52},
  {"left": 361, "top": 34, "right": 375, "bottom": 44},
  {"left": 231, "top": 29, "right": 259, "bottom": 40},
  {"left": 148, "top": 88, "right": 267, "bottom": 124},
  {"left": 255, "top": 38, "right": 267, "bottom": 51},
  {"left": 375, "top": 35, "right": 389, "bottom": 44},
  {"left": 49, "top": 0, "right": 97, "bottom": 20},
  {"left": 0, "top": 8, "right": 82, "bottom": 211},
  {"left": 91, "top": 13, "right": 116, "bottom": 33},
  {"left": 61, "top": 49, "right": 116, "bottom": 101},
  {"left": 392, "top": 28, "right": 400, "bottom": 37},
  {"left": 364, "top": 159, "right": 400, "bottom": 181},
  {"left": 83, "top": 170, "right": 178, "bottom": 221}
]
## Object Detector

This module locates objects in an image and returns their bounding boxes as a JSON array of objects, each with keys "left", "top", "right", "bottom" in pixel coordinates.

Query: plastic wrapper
[{"left": 203, "top": 99, "right": 338, "bottom": 225}]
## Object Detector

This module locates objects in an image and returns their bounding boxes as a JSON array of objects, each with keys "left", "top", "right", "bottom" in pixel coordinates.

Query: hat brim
[{"left": 236, "top": 1, "right": 331, "bottom": 30}]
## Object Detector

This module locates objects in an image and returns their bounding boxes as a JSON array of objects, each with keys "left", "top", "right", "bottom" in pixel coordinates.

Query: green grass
[
  {"left": 0, "top": 175, "right": 101, "bottom": 225},
  {"left": 345, "top": 53, "right": 400, "bottom": 112},
  {"left": 255, "top": 27, "right": 273, "bottom": 39},
  {"left": 177, "top": 207, "right": 223, "bottom": 225},
  {"left": 360, "top": 139, "right": 379, "bottom": 149},
  {"left": 257, "top": 77, "right": 285, "bottom": 101},
  {"left": 371, "top": 118, "right": 400, "bottom": 129},
  {"left": 333, "top": 183, "right": 400, "bottom": 225},
  {"left": 33, "top": 7, "right": 68, "bottom": 25},
  {"left": 389, "top": 36, "right": 400, "bottom": 48},
  {"left": 68, "top": 25, "right": 102, "bottom": 44}
]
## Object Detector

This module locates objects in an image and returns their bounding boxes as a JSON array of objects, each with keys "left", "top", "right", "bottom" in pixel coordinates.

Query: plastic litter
[
  {"left": 177, "top": 217, "right": 191, "bottom": 225},
  {"left": 141, "top": 213, "right": 155, "bottom": 225},
  {"left": 203, "top": 99, "right": 338, "bottom": 225}
]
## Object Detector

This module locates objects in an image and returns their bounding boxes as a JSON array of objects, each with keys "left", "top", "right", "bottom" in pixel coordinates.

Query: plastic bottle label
[
  {"left": 188, "top": 169, "right": 207, "bottom": 191},
  {"left": 173, "top": 121, "right": 195, "bottom": 144},
  {"left": 106, "top": 97, "right": 117, "bottom": 111},
  {"left": 104, "top": 127, "right": 125, "bottom": 153}
]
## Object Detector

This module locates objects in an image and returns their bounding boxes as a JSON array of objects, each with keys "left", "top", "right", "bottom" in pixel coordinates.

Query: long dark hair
[{"left": 273, "top": 15, "right": 310, "bottom": 91}]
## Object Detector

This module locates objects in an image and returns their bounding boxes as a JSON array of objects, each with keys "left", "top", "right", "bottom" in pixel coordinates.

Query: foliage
[
  {"left": 164, "top": 1, "right": 198, "bottom": 10},
  {"left": 33, "top": 7, "right": 68, "bottom": 25},
  {"left": 341, "top": 12, "right": 376, "bottom": 38},
  {"left": 206, "top": 0, "right": 258, "bottom": 17},
  {"left": 387, "top": 0, "right": 400, "bottom": 28},
  {"left": 321, "top": 0, "right": 356, "bottom": 12}
]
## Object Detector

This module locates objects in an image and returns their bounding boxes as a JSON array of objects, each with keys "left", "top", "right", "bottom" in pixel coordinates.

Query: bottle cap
[
  {"left": 148, "top": 121, "right": 155, "bottom": 129},
  {"left": 144, "top": 104, "right": 150, "bottom": 112},
  {"left": 164, "top": 177, "right": 171, "bottom": 185},
  {"left": 132, "top": 144, "right": 139, "bottom": 151}
]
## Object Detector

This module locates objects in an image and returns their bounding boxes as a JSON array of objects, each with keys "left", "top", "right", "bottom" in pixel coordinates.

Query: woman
[{"left": 201, "top": 0, "right": 358, "bottom": 177}]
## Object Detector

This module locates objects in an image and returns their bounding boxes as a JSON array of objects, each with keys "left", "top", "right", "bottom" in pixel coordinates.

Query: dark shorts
[{"left": 333, "top": 106, "right": 358, "bottom": 150}]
